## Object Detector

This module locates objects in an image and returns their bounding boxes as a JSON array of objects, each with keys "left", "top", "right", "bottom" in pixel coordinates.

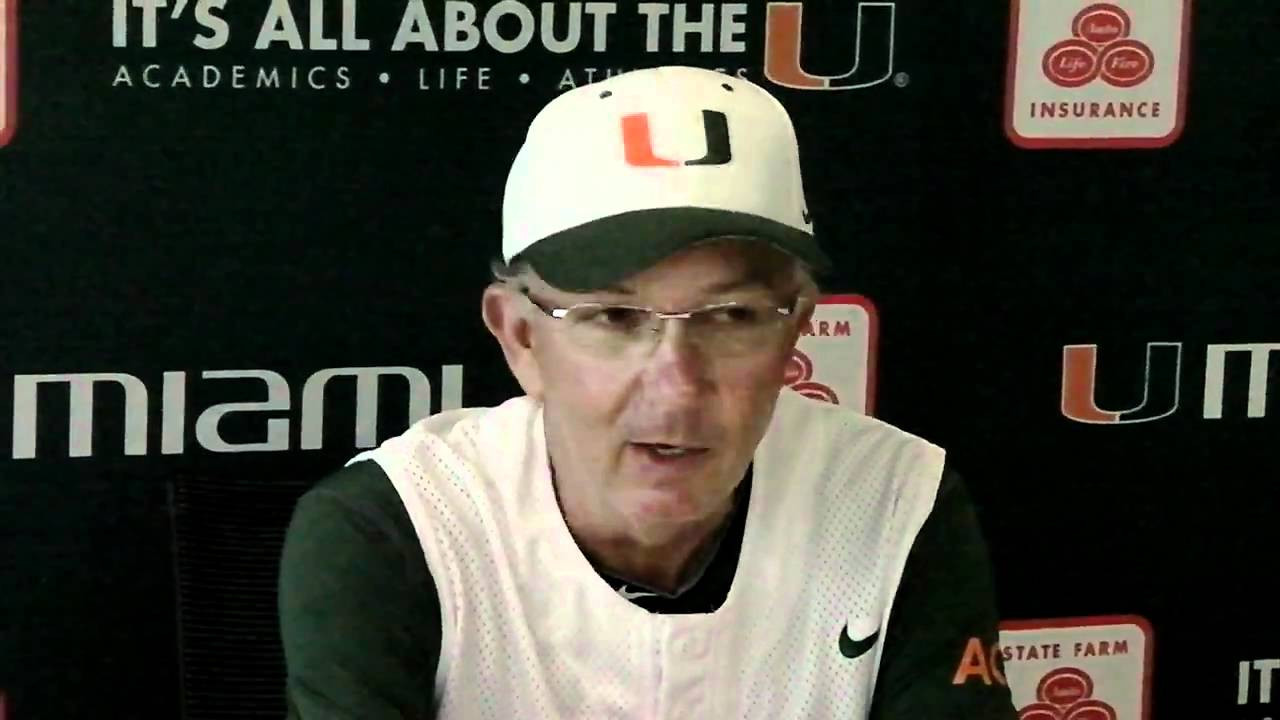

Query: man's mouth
[{"left": 629, "top": 442, "right": 709, "bottom": 458}]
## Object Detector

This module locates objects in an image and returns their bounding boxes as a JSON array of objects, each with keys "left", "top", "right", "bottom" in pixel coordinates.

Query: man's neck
[{"left": 551, "top": 469, "right": 739, "bottom": 594}]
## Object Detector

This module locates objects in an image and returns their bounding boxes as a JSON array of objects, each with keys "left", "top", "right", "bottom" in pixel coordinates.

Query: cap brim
[{"left": 514, "top": 207, "right": 832, "bottom": 292}]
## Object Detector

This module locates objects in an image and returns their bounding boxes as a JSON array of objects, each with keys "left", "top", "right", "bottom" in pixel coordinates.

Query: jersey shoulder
[{"left": 764, "top": 389, "right": 948, "bottom": 504}]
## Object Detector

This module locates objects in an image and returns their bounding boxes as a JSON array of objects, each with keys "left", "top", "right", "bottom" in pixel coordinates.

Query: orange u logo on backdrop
[
  {"left": 763, "top": 1, "right": 896, "bottom": 90},
  {"left": 1060, "top": 343, "right": 1181, "bottom": 424}
]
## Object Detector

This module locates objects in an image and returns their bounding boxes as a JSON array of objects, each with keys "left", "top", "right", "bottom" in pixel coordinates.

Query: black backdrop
[{"left": 1, "top": 1, "right": 1276, "bottom": 718}]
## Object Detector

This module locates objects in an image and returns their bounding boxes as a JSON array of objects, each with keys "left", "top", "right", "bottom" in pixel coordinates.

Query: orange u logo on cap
[{"left": 620, "top": 110, "right": 732, "bottom": 167}]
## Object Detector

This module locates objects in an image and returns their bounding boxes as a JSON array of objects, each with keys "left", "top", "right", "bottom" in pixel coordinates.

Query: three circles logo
[
  {"left": 785, "top": 349, "right": 840, "bottom": 404},
  {"left": 999, "top": 616, "right": 1152, "bottom": 720},
  {"left": 0, "top": 0, "right": 16, "bottom": 148},
  {"left": 1005, "top": 0, "right": 1193, "bottom": 149},
  {"left": 1018, "top": 668, "right": 1117, "bottom": 720},
  {"left": 790, "top": 295, "right": 877, "bottom": 415},
  {"left": 1042, "top": 4, "right": 1154, "bottom": 89}
]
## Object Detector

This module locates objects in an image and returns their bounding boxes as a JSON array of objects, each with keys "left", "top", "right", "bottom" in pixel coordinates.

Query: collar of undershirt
[{"left": 552, "top": 464, "right": 754, "bottom": 600}]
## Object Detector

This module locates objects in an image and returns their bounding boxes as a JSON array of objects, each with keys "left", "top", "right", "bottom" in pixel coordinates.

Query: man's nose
[{"left": 640, "top": 320, "right": 711, "bottom": 397}]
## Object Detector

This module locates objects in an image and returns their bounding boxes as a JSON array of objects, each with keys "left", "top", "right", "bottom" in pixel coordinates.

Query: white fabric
[
  {"left": 346, "top": 388, "right": 946, "bottom": 719},
  {"left": 502, "top": 65, "right": 812, "bottom": 261}
]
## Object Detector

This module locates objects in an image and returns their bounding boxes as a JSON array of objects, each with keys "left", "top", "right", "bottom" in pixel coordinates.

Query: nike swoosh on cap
[{"left": 839, "top": 624, "right": 880, "bottom": 659}]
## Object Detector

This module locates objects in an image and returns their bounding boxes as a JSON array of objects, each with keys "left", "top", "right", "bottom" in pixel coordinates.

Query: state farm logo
[
  {"left": 0, "top": 0, "right": 16, "bottom": 148},
  {"left": 999, "top": 615, "right": 1153, "bottom": 720},
  {"left": 1005, "top": 0, "right": 1192, "bottom": 149},
  {"left": 1043, "top": 5, "right": 1154, "bottom": 89},
  {"left": 785, "top": 349, "right": 839, "bottom": 403},
  {"left": 790, "top": 295, "right": 879, "bottom": 414},
  {"left": 1019, "top": 668, "right": 1117, "bottom": 720}
]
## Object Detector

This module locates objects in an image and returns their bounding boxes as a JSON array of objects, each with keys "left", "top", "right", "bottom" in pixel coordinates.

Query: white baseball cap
[{"left": 501, "top": 65, "right": 831, "bottom": 292}]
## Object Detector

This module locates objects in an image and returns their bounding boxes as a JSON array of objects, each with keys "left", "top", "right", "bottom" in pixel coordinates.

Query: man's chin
[{"left": 614, "top": 480, "right": 729, "bottom": 538}]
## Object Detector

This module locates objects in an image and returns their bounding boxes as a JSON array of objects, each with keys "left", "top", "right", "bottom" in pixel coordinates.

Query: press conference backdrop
[{"left": 1, "top": 0, "right": 1276, "bottom": 718}]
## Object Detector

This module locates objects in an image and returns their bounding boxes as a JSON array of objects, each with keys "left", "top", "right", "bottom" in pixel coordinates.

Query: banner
[{"left": 1, "top": 1, "right": 1275, "bottom": 718}]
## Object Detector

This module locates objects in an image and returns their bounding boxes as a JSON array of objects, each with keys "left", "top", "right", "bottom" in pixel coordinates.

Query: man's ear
[{"left": 482, "top": 284, "right": 545, "bottom": 399}]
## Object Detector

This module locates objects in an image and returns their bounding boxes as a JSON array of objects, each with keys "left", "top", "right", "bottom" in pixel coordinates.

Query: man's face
[{"left": 519, "top": 240, "right": 812, "bottom": 536}]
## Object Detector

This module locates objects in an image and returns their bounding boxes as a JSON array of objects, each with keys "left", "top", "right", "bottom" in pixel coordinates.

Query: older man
[{"left": 279, "top": 65, "right": 1018, "bottom": 719}]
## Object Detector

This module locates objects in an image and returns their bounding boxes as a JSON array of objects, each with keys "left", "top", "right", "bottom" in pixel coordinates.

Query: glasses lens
[
  {"left": 559, "top": 305, "right": 652, "bottom": 353},
  {"left": 688, "top": 303, "right": 789, "bottom": 355}
]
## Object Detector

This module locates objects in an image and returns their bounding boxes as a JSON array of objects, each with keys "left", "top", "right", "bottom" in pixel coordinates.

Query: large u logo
[
  {"left": 764, "top": 2, "right": 896, "bottom": 90},
  {"left": 1061, "top": 342, "right": 1182, "bottom": 424}
]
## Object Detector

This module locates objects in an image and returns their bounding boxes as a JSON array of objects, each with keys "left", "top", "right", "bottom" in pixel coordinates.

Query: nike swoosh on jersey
[
  {"left": 617, "top": 585, "right": 659, "bottom": 600},
  {"left": 839, "top": 624, "right": 879, "bottom": 659}
]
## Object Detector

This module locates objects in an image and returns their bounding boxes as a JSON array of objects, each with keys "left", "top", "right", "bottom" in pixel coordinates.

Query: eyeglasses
[{"left": 516, "top": 286, "right": 805, "bottom": 358}]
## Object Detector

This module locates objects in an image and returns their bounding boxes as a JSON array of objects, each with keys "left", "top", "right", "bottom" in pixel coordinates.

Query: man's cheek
[
  {"left": 559, "top": 366, "right": 630, "bottom": 417},
  {"left": 721, "top": 361, "right": 787, "bottom": 397}
]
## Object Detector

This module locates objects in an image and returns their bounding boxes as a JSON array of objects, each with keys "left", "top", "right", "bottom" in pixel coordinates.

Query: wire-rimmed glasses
[{"left": 518, "top": 287, "right": 805, "bottom": 358}]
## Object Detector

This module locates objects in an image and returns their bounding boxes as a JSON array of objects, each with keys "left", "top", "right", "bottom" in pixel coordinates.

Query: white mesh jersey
[{"left": 345, "top": 388, "right": 946, "bottom": 719}]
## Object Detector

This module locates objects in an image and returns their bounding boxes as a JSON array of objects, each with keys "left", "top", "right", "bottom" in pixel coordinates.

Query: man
[{"left": 278, "top": 65, "right": 1018, "bottom": 718}]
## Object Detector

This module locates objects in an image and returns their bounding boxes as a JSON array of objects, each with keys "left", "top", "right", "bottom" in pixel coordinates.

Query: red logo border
[
  {"left": 1004, "top": 0, "right": 1194, "bottom": 149},
  {"left": 809, "top": 294, "right": 879, "bottom": 416},
  {"left": 998, "top": 614, "right": 1155, "bottom": 720},
  {"left": 0, "top": 0, "right": 17, "bottom": 148}
]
